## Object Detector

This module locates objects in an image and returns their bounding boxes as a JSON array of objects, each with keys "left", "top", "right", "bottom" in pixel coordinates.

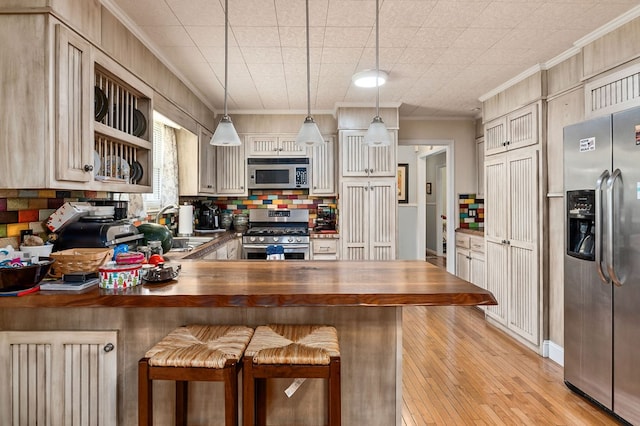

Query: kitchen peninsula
[{"left": 0, "top": 261, "right": 495, "bottom": 425}]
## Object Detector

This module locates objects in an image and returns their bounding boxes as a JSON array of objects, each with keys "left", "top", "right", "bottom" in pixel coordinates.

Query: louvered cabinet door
[
  {"left": 340, "top": 180, "right": 369, "bottom": 260},
  {"left": 340, "top": 131, "right": 369, "bottom": 176},
  {"left": 506, "top": 104, "right": 538, "bottom": 151},
  {"left": 0, "top": 331, "right": 117, "bottom": 426},
  {"left": 507, "top": 149, "right": 540, "bottom": 344},
  {"left": 484, "top": 116, "right": 507, "bottom": 156},
  {"left": 198, "top": 127, "right": 216, "bottom": 194},
  {"left": 247, "top": 135, "right": 280, "bottom": 156},
  {"left": 367, "top": 131, "right": 397, "bottom": 177},
  {"left": 55, "top": 24, "right": 92, "bottom": 183},
  {"left": 277, "top": 136, "right": 307, "bottom": 156},
  {"left": 368, "top": 179, "right": 397, "bottom": 260},
  {"left": 216, "top": 143, "right": 246, "bottom": 195},
  {"left": 484, "top": 155, "right": 508, "bottom": 324},
  {"left": 309, "top": 136, "right": 335, "bottom": 195}
]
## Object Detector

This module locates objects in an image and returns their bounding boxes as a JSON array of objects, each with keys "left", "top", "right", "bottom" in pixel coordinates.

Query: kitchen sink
[{"left": 171, "top": 236, "right": 214, "bottom": 251}]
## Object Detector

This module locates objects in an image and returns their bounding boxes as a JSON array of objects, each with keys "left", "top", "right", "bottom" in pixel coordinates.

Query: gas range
[{"left": 241, "top": 209, "right": 310, "bottom": 259}]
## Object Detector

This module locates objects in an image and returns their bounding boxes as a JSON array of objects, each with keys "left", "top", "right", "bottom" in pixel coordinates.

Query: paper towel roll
[{"left": 178, "top": 204, "right": 193, "bottom": 236}]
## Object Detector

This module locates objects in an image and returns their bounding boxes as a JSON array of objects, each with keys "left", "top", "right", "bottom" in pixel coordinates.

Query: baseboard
[{"left": 545, "top": 340, "right": 564, "bottom": 366}]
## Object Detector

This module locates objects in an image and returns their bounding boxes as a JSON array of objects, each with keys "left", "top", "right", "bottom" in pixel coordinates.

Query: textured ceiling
[{"left": 107, "top": 0, "right": 640, "bottom": 118}]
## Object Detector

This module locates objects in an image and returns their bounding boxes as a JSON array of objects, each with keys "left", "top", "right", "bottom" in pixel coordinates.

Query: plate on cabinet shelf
[
  {"left": 93, "top": 151, "right": 101, "bottom": 174},
  {"left": 94, "top": 87, "right": 108, "bottom": 122},
  {"left": 130, "top": 160, "right": 143, "bottom": 184},
  {"left": 132, "top": 109, "right": 147, "bottom": 137},
  {"left": 101, "top": 156, "right": 130, "bottom": 181}
]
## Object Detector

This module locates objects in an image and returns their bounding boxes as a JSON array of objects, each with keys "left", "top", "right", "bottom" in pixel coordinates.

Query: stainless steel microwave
[{"left": 247, "top": 157, "right": 310, "bottom": 189}]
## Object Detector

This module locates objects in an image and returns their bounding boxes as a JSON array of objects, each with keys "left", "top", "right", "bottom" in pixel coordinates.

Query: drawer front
[
  {"left": 312, "top": 239, "right": 338, "bottom": 254},
  {"left": 455, "top": 234, "right": 470, "bottom": 249},
  {"left": 470, "top": 237, "right": 484, "bottom": 253}
]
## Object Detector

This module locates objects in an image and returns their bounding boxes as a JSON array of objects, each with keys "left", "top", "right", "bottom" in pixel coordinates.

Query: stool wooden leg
[
  {"left": 138, "top": 358, "right": 152, "bottom": 426},
  {"left": 328, "top": 357, "right": 341, "bottom": 426},
  {"left": 255, "top": 378, "right": 267, "bottom": 426},
  {"left": 175, "top": 380, "right": 188, "bottom": 426},
  {"left": 223, "top": 364, "right": 239, "bottom": 426},
  {"left": 242, "top": 357, "right": 255, "bottom": 426}
]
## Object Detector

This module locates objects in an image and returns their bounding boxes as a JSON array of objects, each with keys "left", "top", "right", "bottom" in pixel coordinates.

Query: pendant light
[
  {"left": 210, "top": 0, "right": 241, "bottom": 146},
  {"left": 295, "top": 0, "right": 325, "bottom": 147},
  {"left": 363, "top": 0, "right": 391, "bottom": 146}
]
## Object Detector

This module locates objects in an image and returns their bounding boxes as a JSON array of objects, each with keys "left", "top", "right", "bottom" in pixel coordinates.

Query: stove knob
[
  {"left": 273, "top": 237, "right": 279, "bottom": 242},
  {"left": 259, "top": 237, "right": 265, "bottom": 242},
  {"left": 250, "top": 236, "right": 256, "bottom": 242},
  {"left": 287, "top": 237, "right": 294, "bottom": 243},
  {"left": 296, "top": 237, "right": 302, "bottom": 242}
]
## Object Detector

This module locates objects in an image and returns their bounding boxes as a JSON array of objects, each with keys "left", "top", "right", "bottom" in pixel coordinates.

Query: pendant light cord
[
  {"left": 223, "top": 0, "right": 229, "bottom": 116},
  {"left": 375, "top": 0, "right": 380, "bottom": 117},
  {"left": 305, "top": 0, "right": 311, "bottom": 117}
]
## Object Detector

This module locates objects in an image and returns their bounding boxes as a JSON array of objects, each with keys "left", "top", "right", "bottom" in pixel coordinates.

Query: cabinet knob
[
  {"left": 103, "top": 343, "right": 114, "bottom": 353},
  {"left": 207, "top": 184, "right": 212, "bottom": 188},
  {"left": 84, "top": 164, "right": 94, "bottom": 172}
]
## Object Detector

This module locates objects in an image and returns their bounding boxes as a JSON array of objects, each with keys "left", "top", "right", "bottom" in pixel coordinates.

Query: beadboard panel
[
  {"left": 482, "top": 72, "right": 546, "bottom": 123},
  {"left": 547, "top": 52, "right": 584, "bottom": 98},
  {"left": 583, "top": 17, "right": 640, "bottom": 80},
  {"left": 337, "top": 107, "right": 399, "bottom": 130}
]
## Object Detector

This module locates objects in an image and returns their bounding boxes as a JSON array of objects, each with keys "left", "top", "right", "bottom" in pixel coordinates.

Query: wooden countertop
[
  {"left": 0, "top": 260, "right": 496, "bottom": 308},
  {"left": 455, "top": 228, "right": 485, "bottom": 237}
]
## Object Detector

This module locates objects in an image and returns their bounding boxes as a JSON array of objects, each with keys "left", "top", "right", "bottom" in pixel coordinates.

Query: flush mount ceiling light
[
  {"left": 363, "top": 0, "right": 391, "bottom": 147},
  {"left": 352, "top": 69, "right": 388, "bottom": 88},
  {"left": 210, "top": 0, "right": 241, "bottom": 146},
  {"left": 295, "top": 0, "right": 325, "bottom": 148}
]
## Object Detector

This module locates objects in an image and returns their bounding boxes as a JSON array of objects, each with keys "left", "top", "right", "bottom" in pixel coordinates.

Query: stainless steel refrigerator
[{"left": 563, "top": 105, "right": 640, "bottom": 424}]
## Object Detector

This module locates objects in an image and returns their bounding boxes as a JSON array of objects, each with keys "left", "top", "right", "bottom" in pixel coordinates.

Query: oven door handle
[{"left": 242, "top": 244, "right": 309, "bottom": 250}]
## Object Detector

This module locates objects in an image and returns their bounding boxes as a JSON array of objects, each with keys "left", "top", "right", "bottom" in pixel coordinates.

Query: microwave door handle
[
  {"left": 606, "top": 169, "right": 623, "bottom": 287},
  {"left": 595, "top": 169, "right": 610, "bottom": 284}
]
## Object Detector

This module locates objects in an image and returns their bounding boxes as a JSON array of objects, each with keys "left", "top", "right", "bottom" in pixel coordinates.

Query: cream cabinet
[
  {"left": 340, "top": 179, "right": 396, "bottom": 260},
  {"left": 246, "top": 134, "right": 306, "bottom": 157},
  {"left": 216, "top": 142, "right": 246, "bottom": 195},
  {"left": 476, "top": 136, "right": 485, "bottom": 197},
  {"left": 484, "top": 147, "right": 540, "bottom": 346},
  {"left": 340, "top": 130, "right": 397, "bottom": 177},
  {"left": 484, "top": 103, "right": 538, "bottom": 156},
  {"left": 0, "top": 330, "right": 117, "bottom": 425},
  {"left": 200, "top": 238, "right": 240, "bottom": 260},
  {"left": 0, "top": 16, "right": 153, "bottom": 192},
  {"left": 309, "top": 136, "right": 336, "bottom": 195},
  {"left": 455, "top": 233, "right": 485, "bottom": 289},
  {"left": 198, "top": 126, "right": 216, "bottom": 194},
  {"left": 311, "top": 237, "right": 340, "bottom": 260}
]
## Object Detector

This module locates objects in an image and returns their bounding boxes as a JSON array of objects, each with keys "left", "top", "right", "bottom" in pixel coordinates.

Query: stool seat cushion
[
  {"left": 245, "top": 325, "right": 340, "bottom": 365},
  {"left": 145, "top": 325, "right": 254, "bottom": 369}
]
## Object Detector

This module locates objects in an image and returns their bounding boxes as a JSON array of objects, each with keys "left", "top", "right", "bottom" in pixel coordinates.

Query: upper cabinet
[
  {"left": 216, "top": 140, "right": 246, "bottom": 196},
  {"left": 198, "top": 127, "right": 216, "bottom": 194},
  {"left": 340, "top": 130, "right": 397, "bottom": 177},
  {"left": 484, "top": 103, "right": 538, "bottom": 156},
  {"left": 309, "top": 136, "right": 336, "bottom": 196},
  {"left": 476, "top": 136, "right": 485, "bottom": 197},
  {"left": 247, "top": 135, "right": 306, "bottom": 157},
  {"left": 0, "top": 15, "right": 154, "bottom": 192}
]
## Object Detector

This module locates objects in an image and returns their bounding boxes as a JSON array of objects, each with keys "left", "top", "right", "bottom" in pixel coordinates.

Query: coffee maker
[
  {"left": 195, "top": 201, "right": 220, "bottom": 230},
  {"left": 314, "top": 204, "right": 336, "bottom": 231}
]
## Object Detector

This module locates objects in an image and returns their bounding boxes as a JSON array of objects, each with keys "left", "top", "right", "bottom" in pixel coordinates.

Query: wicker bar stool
[
  {"left": 138, "top": 324, "right": 254, "bottom": 426},
  {"left": 242, "top": 324, "right": 341, "bottom": 426}
]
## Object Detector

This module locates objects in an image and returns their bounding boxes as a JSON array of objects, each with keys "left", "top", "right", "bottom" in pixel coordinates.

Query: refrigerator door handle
[
  {"left": 595, "top": 169, "right": 611, "bottom": 284},
  {"left": 606, "top": 168, "right": 623, "bottom": 287}
]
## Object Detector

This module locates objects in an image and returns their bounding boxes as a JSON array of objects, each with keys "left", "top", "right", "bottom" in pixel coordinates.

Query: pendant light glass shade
[
  {"left": 364, "top": 116, "right": 392, "bottom": 146},
  {"left": 296, "top": 116, "right": 325, "bottom": 147},
  {"left": 210, "top": 115, "right": 242, "bottom": 146},
  {"left": 211, "top": 0, "right": 241, "bottom": 146},
  {"left": 363, "top": 0, "right": 391, "bottom": 147},
  {"left": 296, "top": 0, "right": 324, "bottom": 148}
]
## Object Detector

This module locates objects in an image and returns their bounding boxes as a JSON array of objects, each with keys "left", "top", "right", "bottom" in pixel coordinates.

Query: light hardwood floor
[{"left": 402, "top": 305, "right": 620, "bottom": 425}]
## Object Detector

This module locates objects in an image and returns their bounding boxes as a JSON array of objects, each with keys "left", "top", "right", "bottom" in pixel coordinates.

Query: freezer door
[
  {"left": 612, "top": 106, "right": 640, "bottom": 424},
  {"left": 563, "top": 116, "right": 613, "bottom": 409}
]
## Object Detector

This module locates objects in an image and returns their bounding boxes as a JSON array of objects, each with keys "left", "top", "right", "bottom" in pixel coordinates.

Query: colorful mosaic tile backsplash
[
  {"left": 459, "top": 194, "right": 484, "bottom": 230},
  {"left": 182, "top": 190, "right": 338, "bottom": 228},
  {"left": 0, "top": 190, "right": 111, "bottom": 240}
]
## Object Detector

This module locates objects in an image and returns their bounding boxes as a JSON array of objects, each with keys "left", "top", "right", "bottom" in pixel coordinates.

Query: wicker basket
[{"left": 49, "top": 248, "right": 114, "bottom": 278}]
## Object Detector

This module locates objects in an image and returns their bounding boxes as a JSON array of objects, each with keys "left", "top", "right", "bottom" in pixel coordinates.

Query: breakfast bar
[{"left": 0, "top": 260, "right": 496, "bottom": 425}]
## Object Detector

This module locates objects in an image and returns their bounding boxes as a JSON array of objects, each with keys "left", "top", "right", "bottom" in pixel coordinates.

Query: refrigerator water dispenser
[{"left": 566, "top": 190, "right": 596, "bottom": 261}]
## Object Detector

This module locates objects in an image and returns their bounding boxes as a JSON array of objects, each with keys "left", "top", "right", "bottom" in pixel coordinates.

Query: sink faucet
[{"left": 155, "top": 204, "right": 178, "bottom": 223}]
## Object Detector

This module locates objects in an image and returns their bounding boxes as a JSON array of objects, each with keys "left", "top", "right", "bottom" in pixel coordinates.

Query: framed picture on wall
[{"left": 398, "top": 163, "right": 409, "bottom": 203}]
